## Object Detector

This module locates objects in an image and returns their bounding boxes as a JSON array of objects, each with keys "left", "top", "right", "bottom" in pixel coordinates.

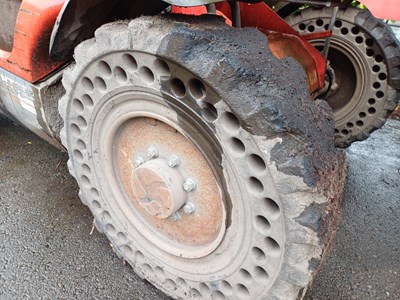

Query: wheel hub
[
  {"left": 131, "top": 158, "right": 187, "bottom": 219},
  {"left": 112, "top": 114, "right": 226, "bottom": 258}
]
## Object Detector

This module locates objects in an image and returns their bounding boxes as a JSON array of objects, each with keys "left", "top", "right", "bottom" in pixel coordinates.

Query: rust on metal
[
  {"left": 131, "top": 158, "right": 187, "bottom": 219},
  {"left": 116, "top": 117, "right": 225, "bottom": 248}
]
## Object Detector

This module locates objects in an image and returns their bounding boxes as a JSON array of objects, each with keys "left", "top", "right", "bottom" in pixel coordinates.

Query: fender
[
  {"left": 49, "top": 0, "right": 168, "bottom": 61},
  {"left": 163, "top": 0, "right": 261, "bottom": 6},
  {"left": 0, "top": 0, "right": 65, "bottom": 82},
  {"left": 358, "top": 0, "right": 400, "bottom": 20}
]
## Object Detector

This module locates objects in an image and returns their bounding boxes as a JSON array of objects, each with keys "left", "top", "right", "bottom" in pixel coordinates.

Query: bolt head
[
  {"left": 169, "top": 212, "right": 180, "bottom": 222},
  {"left": 183, "top": 178, "right": 196, "bottom": 192},
  {"left": 134, "top": 157, "right": 145, "bottom": 168},
  {"left": 183, "top": 202, "right": 196, "bottom": 215},
  {"left": 147, "top": 146, "right": 159, "bottom": 159},
  {"left": 167, "top": 155, "right": 181, "bottom": 168}
]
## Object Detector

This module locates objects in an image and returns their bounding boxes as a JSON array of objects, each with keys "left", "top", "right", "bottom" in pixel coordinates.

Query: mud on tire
[
  {"left": 59, "top": 16, "right": 346, "bottom": 299},
  {"left": 286, "top": 7, "right": 400, "bottom": 148}
]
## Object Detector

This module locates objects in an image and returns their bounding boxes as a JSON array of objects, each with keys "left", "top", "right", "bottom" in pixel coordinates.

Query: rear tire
[
  {"left": 60, "top": 16, "right": 346, "bottom": 299},
  {"left": 286, "top": 7, "right": 400, "bottom": 148}
]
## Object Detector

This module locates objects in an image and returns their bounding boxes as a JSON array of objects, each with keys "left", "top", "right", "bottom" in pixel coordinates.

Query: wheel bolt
[
  {"left": 183, "top": 178, "right": 196, "bottom": 192},
  {"left": 169, "top": 212, "right": 180, "bottom": 222},
  {"left": 167, "top": 155, "right": 180, "bottom": 168},
  {"left": 183, "top": 202, "right": 196, "bottom": 215},
  {"left": 147, "top": 146, "right": 159, "bottom": 159},
  {"left": 134, "top": 157, "right": 145, "bottom": 168}
]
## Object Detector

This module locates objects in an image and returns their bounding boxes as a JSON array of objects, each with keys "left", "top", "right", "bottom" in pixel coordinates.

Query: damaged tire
[
  {"left": 286, "top": 7, "right": 400, "bottom": 147},
  {"left": 59, "top": 16, "right": 346, "bottom": 299}
]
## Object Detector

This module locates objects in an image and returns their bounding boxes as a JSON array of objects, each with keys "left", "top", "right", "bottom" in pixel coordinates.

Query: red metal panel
[
  {"left": 0, "top": 0, "right": 66, "bottom": 83},
  {"left": 215, "top": 2, "right": 327, "bottom": 93},
  {"left": 359, "top": 0, "right": 400, "bottom": 20}
]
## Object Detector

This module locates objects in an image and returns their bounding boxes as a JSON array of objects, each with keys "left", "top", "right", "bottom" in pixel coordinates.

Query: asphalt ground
[{"left": 0, "top": 116, "right": 399, "bottom": 300}]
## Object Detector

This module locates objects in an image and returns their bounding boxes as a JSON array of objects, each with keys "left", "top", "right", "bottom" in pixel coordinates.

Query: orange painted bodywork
[
  {"left": 359, "top": 0, "right": 400, "bottom": 20},
  {"left": 0, "top": 0, "right": 66, "bottom": 83},
  {"left": 0, "top": 0, "right": 397, "bottom": 84}
]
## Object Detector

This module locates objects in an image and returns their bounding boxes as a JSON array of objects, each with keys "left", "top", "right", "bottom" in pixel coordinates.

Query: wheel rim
[
  {"left": 290, "top": 11, "right": 389, "bottom": 139},
  {"left": 98, "top": 90, "right": 227, "bottom": 258},
  {"left": 65, "top": 49, "right": 287, "bottom": 297},
  {"left": 313, "top": 38, "right": 366, "bottom": 120}
]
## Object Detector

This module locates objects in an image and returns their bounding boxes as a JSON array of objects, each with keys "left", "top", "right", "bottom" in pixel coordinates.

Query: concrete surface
[{"left": 0, "top": 116, "right": 399, "bottom": 300}]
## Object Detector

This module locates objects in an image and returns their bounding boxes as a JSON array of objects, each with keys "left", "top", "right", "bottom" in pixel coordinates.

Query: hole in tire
[
  {"left": 73, "top": 149, "right": 84, "bottom": 162},
  {"left": 98, "top": 61, "right": 112, "bottom": 77},
  {"left": 375, "top": 54, "right": 383, "bottom": 62},
  {"left": 376, "top": 91, "right": 384, "bottom": 98},
  {"left": 236, "top": 284, "right": 250, "bottom": 298},
  {"left": 334, "top": 20, "right": 342, "bottom": 28},
  {"left": 262, "top": 198, "right": 280, "bottom": 217},
  {"left": 221, "top": 112, "right": 240, "bottom": 133},
  {"left": 265, "top": 237, "right": 281, "bottom": 257},
  {"left": 188, "top": 78, "right": 206, "bottom": 99},
  {"left": 72, "top": 99, "right": 84, "bottom": 113},
  {"left": 77, "top": 116, "right": 87, "bottom": 128},
  {"left": 378, "top": 73, "right": 387, "bottom": 80},
  {"left": 254, "top": 266, "right": 269, "bottom": 282},
  {"left": 154, "top": 59, "right": 170, "bottom": 77},
  {"left": 94, "top": 77, "right": 107, "bottom": 92},
  {"left": 228, "top": 137, "right": 245, "bottom": 154},
  {"left": 372, "top": 65, "right": 380, "bottom": 72},
  {"left": 255, "top": 215, "right": 271, "bottom": 234},
  {"left": 355, "top": 36, "right": 363, "bottom": 44},
  {"left": 351, "top": 26, "right": 360, "bottom": 35},
  {"left": 114, "top": 67, "right": 128, "bottom": 82},
  {"left": 373, "top": 82, "right": 381, "bottom": 89},
  {"left": 81, "top": 77, "right": 94, "bottom": 92},
  {"left": 122, "top": 54, "right": 138, "bottom": 72},
  {"left": 171, "top": 78, "right": 186, "bottom": 97},
  {"left": 252, "top": 247, "right": 266, "bottom": 262},
  {"left": 239, "top": 269, "right": 252, "bottom": 281},
  {"left": 139, "top": 67, "right": 154, "bottom": 83},
  {"left": 248, "top": 177, "right": 264, "bottom": 194},
  {"left": 248, "top": 154, "right": 266, "bottom": 172},
  {"left": 201, "top": 102, "right": 218, "bottom": 122},
  {"left": 366, "top": 38, "right": 374, "bottom": 47}
]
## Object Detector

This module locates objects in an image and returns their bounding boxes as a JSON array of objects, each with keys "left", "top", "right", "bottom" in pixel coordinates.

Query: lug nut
[
  {"left": 183, "top": 178, "right": 196, "bottom": 192},
  {"left": 147, "top": 146, "right": 159, "bottom": 159},
  {"left": 183, "top": 202, "right": 196, "bottom": 215},
  {"left": 134, "top": 157, "right": 145, "bottom": 168},
  {"left": 169, "top": 212, "right": 180, "bottom": 222},
  {"left": 167, "top": 155, "right": 180, "bottom": 168}
]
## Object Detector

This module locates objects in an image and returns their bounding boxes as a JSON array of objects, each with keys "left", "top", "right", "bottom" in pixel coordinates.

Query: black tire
[
  {"left": 59, "top": 16, "right": 346, "bottom": 299},
  {"left": 286, "top": 7, "right": 400, "bottom": 148}
]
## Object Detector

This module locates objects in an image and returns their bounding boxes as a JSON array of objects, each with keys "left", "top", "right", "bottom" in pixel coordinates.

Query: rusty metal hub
[
  {"left": 131, "top": 158, "right": 187, "bottom": 219},
  {"left": 115, "top": 115, "right": 226, "bottom": 258}
]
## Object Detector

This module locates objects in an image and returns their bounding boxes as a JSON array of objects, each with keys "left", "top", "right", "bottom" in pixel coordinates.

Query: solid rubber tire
[
  {"left": 286, "top": 7, "right": 400, "bottom": 148},
  {"left": 59, "top": 16, "right": 346, "bottom": 299}
]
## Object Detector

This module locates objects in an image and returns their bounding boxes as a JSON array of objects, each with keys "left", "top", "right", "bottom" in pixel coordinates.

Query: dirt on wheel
[{"left": 59, "top": 15, "right": 346, "bottom": 299}]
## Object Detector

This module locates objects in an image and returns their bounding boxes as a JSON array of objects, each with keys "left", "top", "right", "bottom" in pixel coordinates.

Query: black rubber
[
  {"left": 287, "top": 7, "right": 400, "bottom": 148},
  {"left": 59, "top": 15, "right": 346, "bottom": 299}
]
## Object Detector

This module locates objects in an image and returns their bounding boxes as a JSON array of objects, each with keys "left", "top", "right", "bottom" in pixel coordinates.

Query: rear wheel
[
  {"left": 60, "top": 16, "right": 346, "bottom": 299},
  {"left": 286, "top": 7, "right": 400, "bottom": 147}
]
